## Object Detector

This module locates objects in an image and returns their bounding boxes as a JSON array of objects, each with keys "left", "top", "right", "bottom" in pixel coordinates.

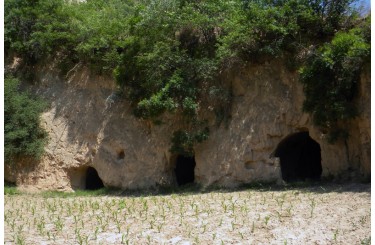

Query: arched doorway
[
  {"left": 274, "top": 132, "right": 322, "bottom": 182},
  {"left": 174, "top": 155, "right": 196, "bottom": 186},
  {"left": 85, "top": 167, "right": 104, "bottom": 190}
]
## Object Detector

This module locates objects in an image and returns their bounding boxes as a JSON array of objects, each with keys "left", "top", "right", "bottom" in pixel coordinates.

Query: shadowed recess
[
  {"left": 274, "top": 132, "right": 322, "bottom": 182},
  {"left": 174, "top": 155, "right": 196, "bottom": 186},
  {"left": 118, "top": 149, "right": 125, "bottom": 160},
  {"left": 85, "top": 167, "right": 104, "bottom": 190}
]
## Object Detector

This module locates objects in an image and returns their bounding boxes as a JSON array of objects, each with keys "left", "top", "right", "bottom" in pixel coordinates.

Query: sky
[{"left": 352, "top": 0, "right": 371, "bottom": 15}]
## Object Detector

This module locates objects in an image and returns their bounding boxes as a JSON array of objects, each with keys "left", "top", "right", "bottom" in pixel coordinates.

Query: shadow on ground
[{"left": 10, "top": 180, "right": 369, "bottom": 198}]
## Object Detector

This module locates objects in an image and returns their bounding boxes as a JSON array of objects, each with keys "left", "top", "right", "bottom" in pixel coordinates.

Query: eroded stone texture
[
  {"left": 5, "top": 60, "right": 370, "bottom": 191},
  {"left": 196, "top": 61, "right": 370, "bottom": 186}
]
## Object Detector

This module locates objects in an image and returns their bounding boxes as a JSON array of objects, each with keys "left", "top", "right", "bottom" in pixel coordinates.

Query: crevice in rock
[
  {"left": 174, "top": 155, "right": 196, "bottom": 186},
  {"left": 274, "top": 131, "right": 322, "bottom": 182}
]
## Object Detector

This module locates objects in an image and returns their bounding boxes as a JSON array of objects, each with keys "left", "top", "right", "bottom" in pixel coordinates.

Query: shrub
[
  {"left": 299, "top": 23, "right": 370, "bottom": 141},
  {"left": 4, "top": 77, "right": 48, "bottom": 163},
  {"left": 113, "top": 1, "right": 224, "bottom": 154},
  {"left": 4, "top": 0, "right": 369, "bottom": 152}
]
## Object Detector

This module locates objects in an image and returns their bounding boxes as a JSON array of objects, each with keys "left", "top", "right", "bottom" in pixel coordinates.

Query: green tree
[
  {"left": 299, "top": 21, "right": 370, "bottom": 141},
  {"left": 4, "top": 0, "right": 369, "bottom": 151},
  {"left": 113, "top": 0, "right": 228, "bottom": 154},
  {"left": 5, "top": 0, "right": 76, "bottom": 62},
  {"left": 5, "top": 77, "right": 48, "bottom": 163}
]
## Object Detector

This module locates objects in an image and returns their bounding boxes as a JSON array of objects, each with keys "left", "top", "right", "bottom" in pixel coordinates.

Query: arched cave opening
[
  {"left": 274, "top": 131, "right": 322, "bottom": 182},
  {"left": 85, "top": 167, "right": 104, "bottom": 190},
  {"left": 174, "top": 155, "right": 196, "bottom": 186},
  {"left": 118, "top": 150, "right": 125, "bottom": 159}
]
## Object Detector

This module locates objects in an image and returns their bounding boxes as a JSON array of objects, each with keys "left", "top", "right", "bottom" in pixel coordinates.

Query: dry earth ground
[{"left": 4, "top": 183, "right": 370, "bottom": 244}]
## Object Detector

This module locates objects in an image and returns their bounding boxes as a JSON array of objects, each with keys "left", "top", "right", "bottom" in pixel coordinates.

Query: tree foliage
[
  {"left": 5, "top": 77, "right": 48, "bottom": 163},
  {"left": 4, "top": 0, "right": 75, "bottom": 62},
  {"left": 4, "top": 0, "right": 369, "bottom": 153},
  {"left": 299, "top": 20, "right": 370, "bottom": 141}
]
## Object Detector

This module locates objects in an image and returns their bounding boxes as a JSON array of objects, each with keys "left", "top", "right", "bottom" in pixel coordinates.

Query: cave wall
[{"left": 5, "top": 59, "right": 370, "bottom": 191}]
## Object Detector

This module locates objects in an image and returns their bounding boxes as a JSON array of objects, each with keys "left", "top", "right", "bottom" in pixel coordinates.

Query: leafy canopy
[
  {"left": 299, "top": 22, "right": 370, "bottom": 141},
  {"left": 5, "top": 0, "right": 369, "bottom": 153},
  {"left": 5, "top": 77, "right": 48, "bottom": 163}
]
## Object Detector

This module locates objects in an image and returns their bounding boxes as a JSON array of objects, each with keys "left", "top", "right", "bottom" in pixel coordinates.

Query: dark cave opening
[
  {"left": 118, "top": 149, "right": 125, "bottom": 160},
  {"left": 85, "top": 167, "right": 104, "bottom": 190},
  {"left": 274, "top": 131, "right": 322, "bottom": 182},
  {"left": 174, "top": 155, "right": 196, "bottom": 186}
]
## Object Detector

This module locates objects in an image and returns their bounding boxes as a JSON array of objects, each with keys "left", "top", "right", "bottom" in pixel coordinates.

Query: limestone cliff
[{"left": 5, "top": 59, "right": 370, "bottom": 191}]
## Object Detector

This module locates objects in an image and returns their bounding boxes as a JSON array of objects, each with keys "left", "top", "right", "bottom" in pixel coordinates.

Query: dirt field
[{"left": 4, "top": 183, "right": 371, "bottom": 244}]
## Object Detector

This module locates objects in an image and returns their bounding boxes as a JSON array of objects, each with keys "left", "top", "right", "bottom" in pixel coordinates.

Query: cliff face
[{"left": 5, "top": 59, "right": 370, "bottom": 191}]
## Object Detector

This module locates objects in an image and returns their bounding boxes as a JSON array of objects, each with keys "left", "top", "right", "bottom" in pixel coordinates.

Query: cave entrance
[
  {"left": 174, "top": 155, "right": 196, "bottom": 186},
  {"left": 274, "top": 131, "right": 322, "bottom": 182},
  {"left": 85, "top": 167, "right": 104, "bottom": 190}
]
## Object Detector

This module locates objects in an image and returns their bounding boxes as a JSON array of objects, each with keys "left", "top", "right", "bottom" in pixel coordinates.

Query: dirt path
[{"left": 4, "top": 183, "right": 370, "bottom": 244}]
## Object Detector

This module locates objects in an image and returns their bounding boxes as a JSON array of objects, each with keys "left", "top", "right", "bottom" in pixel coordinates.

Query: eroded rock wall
[
  {"left": 5, "top": 60, "right": 370, "bottom": 191},
  {"left": 6, "top": 64, "right": 178, "bottom": 191},
  {"left": 195, "top": 62, "right": 306, "bottom": 186}
]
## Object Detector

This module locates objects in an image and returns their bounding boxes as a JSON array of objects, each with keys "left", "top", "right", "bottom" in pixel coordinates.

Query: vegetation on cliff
[
  {"left": 4, "top": 77, "right": 48, "bottom": 164},
  {"left": 5, "top": 0, "right": 370, "bottom": 156},
  {"left": 300, "top": 23, "right": 370, "bottom": 142}
]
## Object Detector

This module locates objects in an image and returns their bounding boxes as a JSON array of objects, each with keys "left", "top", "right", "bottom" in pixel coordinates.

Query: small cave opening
[
  {"left": 274, "top": 131, "right": 322, "bottom": 182},
  {"left": 174, "top": 155, "right": 196, "bottom": 186},
  {"left": 85, "top": 167, "right": 104, "bottom": 190},
  {"left": 117, "top": 149, "right": 125, "bottom": 160}
]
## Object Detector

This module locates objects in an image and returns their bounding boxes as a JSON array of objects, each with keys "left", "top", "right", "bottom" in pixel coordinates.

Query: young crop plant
[
  {"left": 333, "top": 229, "right": 339, "bottom": 242},
  {"left": 3, "top": 178, "right": 371, "bottom": 243},
  {"left": 251, "top": 221, "right": 255, "bottom": 233},
  {"left": 264, "top": 215, "right": 271, "bottom": 226},
  {"left": 15, "top": 233, "right": 26, "bottom": 245},
  {"left": 309, "top": 197, "right": 317, "bottom": 218}
]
